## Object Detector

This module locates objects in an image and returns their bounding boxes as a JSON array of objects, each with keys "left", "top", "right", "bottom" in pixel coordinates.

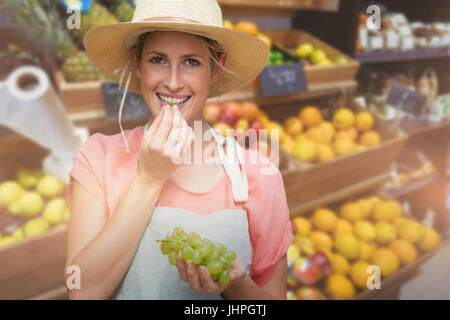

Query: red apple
[
  {"left": 240, "top": 101, "right": 259, "bottom": 122},
  {"left": 309, "top": 251, "right": 332, "bottom": 276},
  {"left": 213, "top": 122, "right": 232, "bottom": 137},
  {"left": 202, "top": 103, "right": 222, "bottom": 125},
  {"left": 292, "top": 258, "right": 322, "bottom": 285},
  {"left": 220, "top": 102, "right": 241, "bottom": 126},
  {"left": 295, "top": 285, "right": 325, "bottom": 300}
]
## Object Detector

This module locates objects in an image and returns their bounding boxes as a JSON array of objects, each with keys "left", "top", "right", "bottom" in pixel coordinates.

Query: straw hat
[{"left": 84, "top": 0, "right": 269, "bottom": 98}]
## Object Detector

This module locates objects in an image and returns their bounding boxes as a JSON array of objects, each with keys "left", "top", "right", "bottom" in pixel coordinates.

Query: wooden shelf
[
  {"left": 219, "top": 0, "right": 339, "bottom": 11},
  {"left": 355, "top": 47, "right": 450, "bottom": 64},
  {"left": 387, "top": 172, "right": 439, "bottom": 198},
  {"left": 399, "top": 118, "right": 450, "bottom": 138},
  {"left": 208, "top": 80, "right": 358, "bottom": 105}
]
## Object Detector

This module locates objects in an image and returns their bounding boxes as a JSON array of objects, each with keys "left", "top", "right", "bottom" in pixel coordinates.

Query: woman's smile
[{"left": 156, "top": 92, "right": 192, "bottom": 110}]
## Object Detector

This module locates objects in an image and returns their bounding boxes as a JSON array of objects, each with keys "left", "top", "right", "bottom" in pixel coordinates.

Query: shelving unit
[{"left": 355, "top": 47, "right": 450, "bottom": 64}]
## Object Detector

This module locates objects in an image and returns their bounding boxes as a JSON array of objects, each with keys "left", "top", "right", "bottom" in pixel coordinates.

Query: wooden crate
[
  {"left": 284, "top": 100, "right": 408, "bottom": 216},
  {"left": 243, "top": 29, "right": 360, "bottom": 94},
  {"left": 54, "top": 71, "right": 104, "bottom": 115},
  {"left": 307, "top": 189, "right": 447, "bottom": 300},
  {"left": 0, "top": 135, "right": 68, "bottom": 300}
]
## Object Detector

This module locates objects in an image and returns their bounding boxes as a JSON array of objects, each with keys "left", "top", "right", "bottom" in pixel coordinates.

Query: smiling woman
[{"left": 65, "top": 0, "right": 293, "bottom": 301}]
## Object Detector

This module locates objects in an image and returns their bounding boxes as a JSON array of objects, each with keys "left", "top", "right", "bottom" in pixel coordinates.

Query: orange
[
  {"left": 339, "top": 202, "right": 362, "bottom": 223},
  {"left": 333, "top": 139, "right": 356, "bottom": 156},
  {"left": 371, "top": 248, "right": 399, "bottom": 277},
  {"left": 334, "top": 130, "right": 354, "bottom": 142},
  {"left": 299, "top": 106, "right": 323, "bottom": 128},
  {"left": 317, "top": 144, "right": 335, "bottom": 163},
  {"left": 310, "top": 231, "right": 333, "bottom": 251},
  {"left": 283, "top": 117, "right": 303, "bottom": 137},
  {"left": 292, "top": 216, "right": 311, "bottom": 236},
  {"left": 234, "top": 21, "right": 259, "bottom": 36},
  {"left": 333, "top": 219, "right": 354, "bottom": 237},
  {"left": 306, "top": 127, "right": 330, "bottom": 144},
  {"left": 397, "top": 219, "right": 425, "bottom": 244},
  {"left": 343, "top": 127, "right": 358, "bottom": 141},
  {"left": 389, "top": 239, "right": 418, "bottom": 265},
  {"left": 350, "top": 260, "right": 371, "bottom": 289},
  {"left": 332, "top": 108, "right": 355, "bottom": 130},
  {"left": 334, "top": 233, "right": 360, "bottom": 261},
  {"left": 318, "top": 121, "right": 335, "bottom": 141},
  {"left": 312, "top": 208, "right": 338, "bottom": 233},
  {"left": 256, "top": 32, "right": 272, "bottom": 49},
  {"left": 325, "top": 273, "right": 356, "bottom": 299},
  {"left": 372, "top": 201, "right": 397, "bottom": 223},
  {"left": 265, "top": 121, "right": 286, "bottom": 142},
  {"left": 292, "top": 139, "right": 318, "bottom": 163},
  {"left": 281, "top": 135, "right": 295, "bottom": 154},
  {"left": 355, "top": 111, "right": 375, "bottom": 132},
  {"left": 331, "top": 253, "right": 350, "bottom": 275},
  {"left": 418, "top": 226, "right": 440, "bottom": 252},
  {"left": 359, "top": 131, "right": 381, "bottom": 147}
]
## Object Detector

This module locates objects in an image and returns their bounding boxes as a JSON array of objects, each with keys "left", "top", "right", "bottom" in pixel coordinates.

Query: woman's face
[{"left": 130, "top": 31, "right": 223, "bottom": 123}]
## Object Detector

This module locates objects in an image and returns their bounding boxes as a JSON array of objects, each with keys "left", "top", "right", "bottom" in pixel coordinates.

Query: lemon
[
  {"left": 292, "top": 139, "right": 318, "bottom": 163},
  {"left": 418, "top": 227, "right": 440, "bottom": 252},
  {"left": 350, "top": 260, "right": 371, "bottom": 289},
  {"left": 0, "top": 181, "right": 24, "bottom": 206},
  {"left": 36, "top": 175, "right": 65, "bottom": 198},
  {"left": 397, "top": 219, "right": 425, "bottom": 244},
  {"left": 293, "top": 216, "right": 311, "bottom": 236},
  {"left": 43, "top": 198, "right": 71, "bottom": 225},
  {"left": 23, "top": 218, "right": 50, "bottom": 238},
  {"left": 332, "top": 108, "right": 355, "bottom": 130},
  {"left": 389, "top": 239, "right": 418, "bottom": 265},
  {"left": 371, "top": 248, "right": 399, "bottom": 277},
  {"left": 14, "top": 191, "right": 44, "bottom": 217},
  {"left": 312, "top": 208, "right": 338, "bottom": 233},
  {"left": 372, "top": 201, "right": 398, "bottom": 223},
  {"left": 339, "top": 202, "right": 362, "bottom": 223},
  {"left": 333, "top": 219, "right": 354, "bottom": 237},
  {"left": 325, "top": 273, "right": 356, "bottom": 299},
  {"left": 331, "top": 253, "right": 350, "bottom": 275},
  {"left": 355, "top": 111, "right": 374, "bottom": 132},
  {"left": 357, "top": 198, "right": 372, "bottom": 219},
  {"left": 334, "top": 233, "right": 360, "bottom": 261},
  {"left": 310, "top": 231, "right": 333, "bottom": 251},
  {"left": 374, "top": 222, "right": 397, "bottom": 245},
  {"left": 354, "top": 220, "right": 376, "bottom": 242},
  {"left": 359, "top": 241, "right": 377, "bottom": 261}
]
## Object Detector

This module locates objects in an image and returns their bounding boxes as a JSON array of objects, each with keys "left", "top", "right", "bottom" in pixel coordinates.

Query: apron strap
[{"left": 209, "top": 125, "right": 249, "bottom": 203}]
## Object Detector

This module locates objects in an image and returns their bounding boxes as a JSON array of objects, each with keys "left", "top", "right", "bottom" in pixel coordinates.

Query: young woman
[{"left": 65, "top": 0, "right": 293, "bottom": 300}]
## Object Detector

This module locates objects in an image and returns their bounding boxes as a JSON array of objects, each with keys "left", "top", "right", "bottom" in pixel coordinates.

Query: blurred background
[{"left": 0, "top": 0, "right": 449, "bottom": 300}]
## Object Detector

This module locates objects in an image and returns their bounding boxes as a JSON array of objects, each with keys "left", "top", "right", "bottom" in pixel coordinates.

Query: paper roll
[{"left": 0, "top": 66, "right": 82, "bottom": 159}]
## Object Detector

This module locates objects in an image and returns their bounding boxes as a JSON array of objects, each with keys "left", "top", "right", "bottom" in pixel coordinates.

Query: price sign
[
  {"left": 386, "top": 82, "right": 426, "bottom": 116},
  {"left": 101, "top": 82, "right": 151, "bottom": 122},
  {"left": 259, "top": 63, "right": 308, "bottom": 97}
]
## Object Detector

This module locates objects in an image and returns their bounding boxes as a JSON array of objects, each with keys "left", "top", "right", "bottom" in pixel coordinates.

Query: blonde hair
[{"left": 134, "top": 31, "right": 239, "bottom": 88}]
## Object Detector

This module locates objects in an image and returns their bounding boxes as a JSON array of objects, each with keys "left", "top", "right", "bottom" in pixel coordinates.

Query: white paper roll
[{"left": 0, "top": 66, "right": 82, "bottom": 159}]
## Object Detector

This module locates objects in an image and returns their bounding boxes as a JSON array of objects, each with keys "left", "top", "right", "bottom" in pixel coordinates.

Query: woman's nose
[{"left": 164, "top": 66, "right": 184, "bottom": 92}]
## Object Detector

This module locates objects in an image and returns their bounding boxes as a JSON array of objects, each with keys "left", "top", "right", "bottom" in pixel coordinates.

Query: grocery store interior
[{"left": 0, "top": 0, "right": 449, "bottom": 300}]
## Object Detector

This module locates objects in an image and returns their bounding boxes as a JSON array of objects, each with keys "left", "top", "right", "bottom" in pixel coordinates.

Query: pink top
[{"left": 67, "top": 126, "right": 294, "bottom": 287}]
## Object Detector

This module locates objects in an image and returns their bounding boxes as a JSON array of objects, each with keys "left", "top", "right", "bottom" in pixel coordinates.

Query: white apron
[{"left": 111, "top": 127, "right": 252, "bottom": 300}]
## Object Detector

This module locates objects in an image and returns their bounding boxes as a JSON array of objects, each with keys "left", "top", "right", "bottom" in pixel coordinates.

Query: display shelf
[
  {"left": 387, "top": 172, "right": 439, "bottom": 198},
  {"left": 400, "top": 119, "right": 450, "bottom": 139},
  {"left": 355, "top": 47, "right": 450, "bottom": 64},
  {"left": 208, "top": 80, "right": 358, "bottom": 105},
  {"left": 218, "top": 0, "right": 339, "bottom": 11}
]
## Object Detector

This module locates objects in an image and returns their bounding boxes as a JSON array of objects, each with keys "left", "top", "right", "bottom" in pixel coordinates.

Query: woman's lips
[{"left": 156, "top": 93, "right": 191, "bottom": 110}]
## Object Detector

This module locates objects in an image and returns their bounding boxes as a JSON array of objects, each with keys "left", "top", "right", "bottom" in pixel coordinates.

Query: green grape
[
  {"left": 199, "top": 245, "right": 212, "bottom": 258},
  {"left": 215, "top": 243, "right": 227, "bottom": 253},
  {"left": 181, "top": 247, "right": 193, "bottom": 261},
  {"left": 173, "top": 226, "right": 184, "bottom": 234},
  {"left": 205, "top": 250, "right": 221, "bottom": 265},
  {"left": 173, "top": 241, "right": 183, "bottom": 252},
  {"left": 223, "top": 250, "right": 237, "bottom": 262},
  {"left": 189, "top": 232, "right": 200, "bottom": 240},
  {"left": 191, "top": 238, "right": 204, "bottom": 249},
  {"left": 223, "top": 262, "right": 232, "bottom": 271},
  {"left": 207, "top": 261, "right": 223, "bottom": 275},
  {"left": 219, "top": 270, "right": 230, "bottom": 286},
  {"left": 168, "top": 252, "right": 178, "bottom": 265},
  {"left": 192, "top": 249, "right": 203, "bottom": 265},
  {"left": 212, "top": 273, "right": 219, "bottom": 281},
  {"left": 160, "top": 242, "right": 171, "bottom": 255}
]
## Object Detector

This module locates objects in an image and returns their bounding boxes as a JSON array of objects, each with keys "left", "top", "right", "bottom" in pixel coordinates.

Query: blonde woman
[{"left": 65, "top": 0, "right": 293, "bottom": 300}]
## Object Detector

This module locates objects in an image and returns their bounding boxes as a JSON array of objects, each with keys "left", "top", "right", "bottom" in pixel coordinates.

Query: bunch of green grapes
[{"left": 157, "top": 226, "right": 237, "bottom": 286}]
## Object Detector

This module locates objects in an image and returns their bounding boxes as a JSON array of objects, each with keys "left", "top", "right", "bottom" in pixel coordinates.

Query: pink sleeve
[
  {"left": 66, "top": 133, "right": 107, "bottom": 210},
  {"left": 245, "top": 154, "right": 294, "bottom": 287}
]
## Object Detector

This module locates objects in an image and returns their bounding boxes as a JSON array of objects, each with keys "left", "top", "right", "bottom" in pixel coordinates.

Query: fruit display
[
  {"left": 281, "top": 105, "right": 382, "bottom": 164},
  {"left": 157, "top": 227, "right": 237, "bottom": 286},
  {"left": 267, "top": 49, "right": 296, "bottom": 66},
  {"left": 0, "top": 168, "right": 70, "bottom": 248},
  {"left": 295, "top": 43, "right": 349, "bottom": 66},
  {"left": 289, "top": 193, "right": 441, "bottom": 299},
  {"left": 224, "top": 20, "right": 272, "bottom": 50}
]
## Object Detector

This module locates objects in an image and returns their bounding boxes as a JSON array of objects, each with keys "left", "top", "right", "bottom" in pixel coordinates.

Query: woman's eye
[
  {"left": 149, "top": 56, "right": 164, "bottom": 64},
  {"left": 186, "top": 58, "right": 200, "bottom": 67}
]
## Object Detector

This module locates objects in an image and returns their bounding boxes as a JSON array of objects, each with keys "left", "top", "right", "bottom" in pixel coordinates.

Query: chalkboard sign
[
  {"left": 386, "top": 82, "right": 426, "bottom": 116},
  {"left": 259, "top": 63, "right": 308, "bottom": 97},
  {"left": 101, "top": 82, "right": 151, "bottom": 122}
]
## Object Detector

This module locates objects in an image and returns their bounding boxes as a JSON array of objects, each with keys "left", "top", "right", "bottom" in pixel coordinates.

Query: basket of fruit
[
  {"left": 279, "top": 94, "right": 407, "bottom": 214},
  {"left": 288, "top": 189, "right": 444, "bottom": 300},
  {"left": 0, "top": 135, "right": 69, "bottom": 299}
]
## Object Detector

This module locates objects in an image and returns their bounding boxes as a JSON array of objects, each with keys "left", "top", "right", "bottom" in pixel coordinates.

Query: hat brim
[{"left": 84, "top": 22, "right": 269, "bottom": 98}]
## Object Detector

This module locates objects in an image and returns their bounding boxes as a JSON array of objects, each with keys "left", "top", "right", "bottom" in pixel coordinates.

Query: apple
[
  {"left": 203, "top": 103, "right": 222, "bottom": 125},
  {"left": 213, "top": 122, "right": 232, "bottom": 137},
  {"left": 295, "top": 285, "right": 324, "bottom": 300},
  {"left": 294, "top": 234, "right": 315, "bottom": 256},
  {"left": 292, "top": 258, "right": 322, "bottom": 285},
  {"left": 309, "top": 251, "right": 332, "bottom": 276},
  {"left": 249, "top": 119, "right": 265, "bottom": 136},
  {"left": 220, "top": 102, "right": 241, "bottom": 126},
  {"left": 240, "top": 101, "right": 259, "bottom": 122}
]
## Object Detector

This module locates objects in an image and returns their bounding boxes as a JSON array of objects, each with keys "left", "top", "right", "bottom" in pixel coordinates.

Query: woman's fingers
[
  {"left": 186, "top": 261, "right": 202, "bottom": 291},
  {"left": 176, "top": 254, "right": 188, "bottom": 282},
  {"left": 152, "top": 105, "right": 174, "bottom": 148},
  {"left": 144, "top": 106, "right": 164, "bottom": 140}
]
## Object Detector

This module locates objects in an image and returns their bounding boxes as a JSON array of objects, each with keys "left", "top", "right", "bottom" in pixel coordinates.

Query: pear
[
  {"left": 36, "top": 175, "right": 64, "bottom": 197},
  {"left": 23, "top": 218, "right": 50, "bottom": 238},
  {"left": 0, "top": 181, "right": 24, "bottom": 206}
]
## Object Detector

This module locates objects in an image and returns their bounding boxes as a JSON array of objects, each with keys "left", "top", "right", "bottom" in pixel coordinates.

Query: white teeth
[{"left": 158, "top": 94, "right": 189, "bottom": 105}]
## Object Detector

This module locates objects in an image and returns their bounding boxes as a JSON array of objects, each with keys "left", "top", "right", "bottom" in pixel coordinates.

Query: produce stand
[{"left": 1, "top": 0, "right": 449, "bottom": 301}]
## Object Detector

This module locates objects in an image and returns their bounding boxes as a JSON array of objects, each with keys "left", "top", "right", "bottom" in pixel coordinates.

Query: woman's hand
[
  {"left": 136, "top": 104, "right": 194, "bottom": 184},
  {"left": 176, "top": 254, "right": 247, "bottom": 294}
]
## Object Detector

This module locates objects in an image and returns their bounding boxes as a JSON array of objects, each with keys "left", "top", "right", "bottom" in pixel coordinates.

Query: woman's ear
[
  {"left": 129, "top": 48, "right": 141, "bottom": 79},
  {"left": 211, "top": 54, "right": 227, "bottom": 84}
]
